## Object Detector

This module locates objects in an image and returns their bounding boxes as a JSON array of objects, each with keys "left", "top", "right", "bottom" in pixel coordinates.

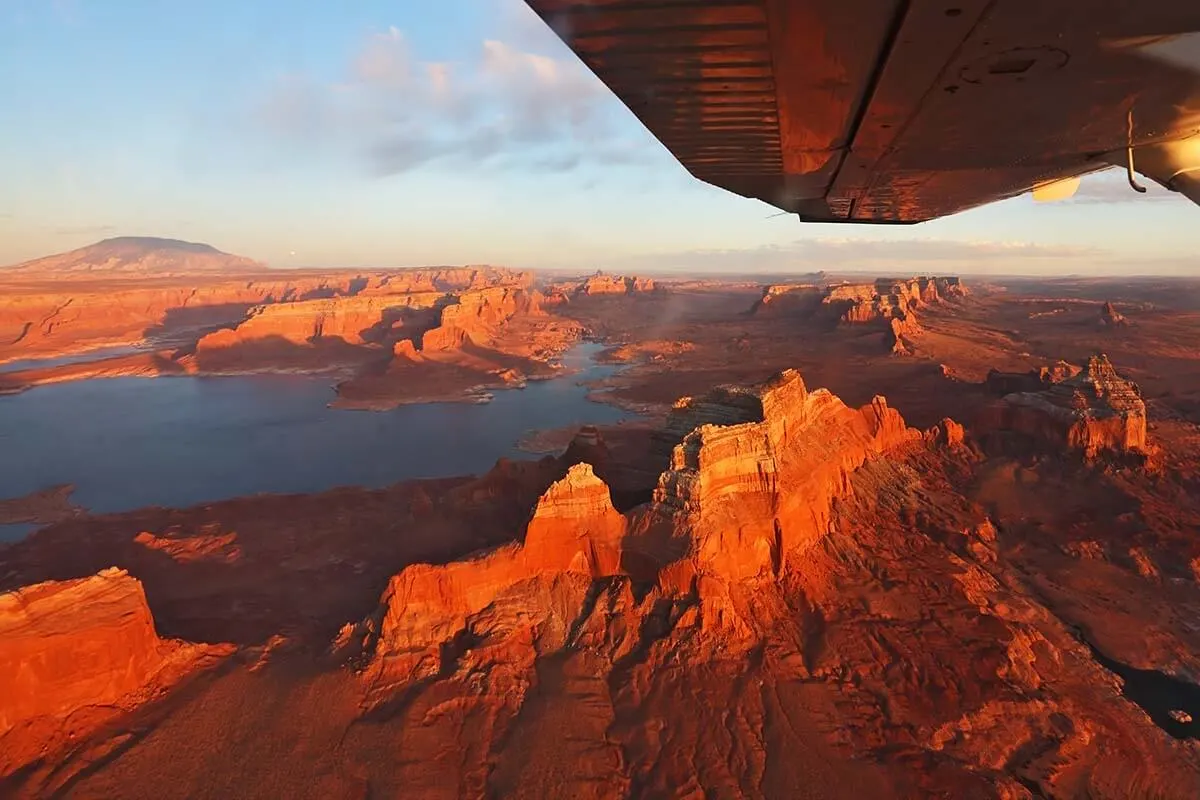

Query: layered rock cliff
[
  {"left": 195, "top": 293, "right": 447, "bottom": 350},
  {"left": 575, "top": 273, "right": 656, "bottom": 296},
  {"left": 0, "top": 568, "right": 230, "bottom": 778},
  {"left": 979, "top": 354, "right": 1149, "bottom": 457},
  {"left": 364, "top": 369, "right": 919, "bottom": 693},
  {"left": 366, "top": 464, "right": 626, "bottom": 691},
  {"left": 421, "top": 287, "right": 544, "bottom": 351}
]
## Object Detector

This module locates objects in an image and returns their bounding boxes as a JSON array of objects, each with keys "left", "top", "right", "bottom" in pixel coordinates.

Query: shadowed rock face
[{"left": 980, "top": 354, "right": 1149, "bottom": 457}]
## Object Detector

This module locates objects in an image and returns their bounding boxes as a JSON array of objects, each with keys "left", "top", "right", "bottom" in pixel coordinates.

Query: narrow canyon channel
[{"left": 0, "top": 342, "right": 628, "bottom": 540}]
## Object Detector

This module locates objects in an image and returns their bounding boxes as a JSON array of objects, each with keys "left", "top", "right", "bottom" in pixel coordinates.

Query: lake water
[
  {"left": 1087, "top": 641, "right": 1200, "bottom": 740},
  {"left": 0, "top": 343, "right": 628, "bottom": 525}
]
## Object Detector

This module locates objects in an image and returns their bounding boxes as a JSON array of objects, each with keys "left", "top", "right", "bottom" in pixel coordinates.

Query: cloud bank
[
  {"left": 255, "top": 27, "right": 656, "bottom": 176},
  {"left": 612, "top": 237, "right": 1123, "bottom": 275}
]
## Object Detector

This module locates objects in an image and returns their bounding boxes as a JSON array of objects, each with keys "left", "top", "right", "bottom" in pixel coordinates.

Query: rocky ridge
[
  {"left": 752, "top": 276, "right": 967, "bottom": 354},
  {"left": 362, "top": 369, "right": 918, "bottom": 695},
  {"left": 980, "top": 354, "right": 1149, "bottom": 457}
]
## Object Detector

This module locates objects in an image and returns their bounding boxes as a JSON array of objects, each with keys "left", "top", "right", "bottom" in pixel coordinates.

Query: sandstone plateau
[
  {"left": 1, "top": 250, "right": 579, "bottom": 406},
  {"left": 5, "top": 267, "right": 1200, "bottom": 797},
  {"left": 751, "top": 275, "right": 967, "bottom": 355},
  {"left": 5, "top": 350, "right": 1200, "bottom": 797},
  {"left": 980, "top": 354, "right": 1149, "bottom": 458}
]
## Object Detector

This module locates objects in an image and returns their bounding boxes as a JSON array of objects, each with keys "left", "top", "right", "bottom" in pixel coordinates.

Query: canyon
[{"left": 4, "top": 242, "right": 1200, "bottom": 797}]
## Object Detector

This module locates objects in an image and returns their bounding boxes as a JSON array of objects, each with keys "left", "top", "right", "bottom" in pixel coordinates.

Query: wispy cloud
[
  {"left": 1068, "top": 168, "right": 1184, "bottom": 204},
  {"left": 254, "top": 27, "right": 655, "bottom": 177},
  {"left": 615, "top": 237, "right": 1108, "bottom": 274}
]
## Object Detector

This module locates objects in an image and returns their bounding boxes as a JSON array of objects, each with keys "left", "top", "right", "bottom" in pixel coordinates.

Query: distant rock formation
[
  {"left": 1100, "top": 301, "right": 1129, "bottom": 327},
  {"left": 196, "top": 293, "right": 446, "bottom": 351},
  {"left": 752, "top": 284, "right": 823, "bottom": 315},
  {"left": 4, "top": 236, "right": 265, "bottom": 276},
  {"left": 979, "top": 354, "right": 1148, "bottom": 458},
  {"left": 565, "top": 272, "right": 657, "bottom": 296},
  {"left": 421, "top": 287, "right": 544, "bottom": 351},
  {"left": 0, "top": 568, "right": 229, "bottom": 778},
  {"left": 748, "top": 276, "right": 966, "bottom": 354}
]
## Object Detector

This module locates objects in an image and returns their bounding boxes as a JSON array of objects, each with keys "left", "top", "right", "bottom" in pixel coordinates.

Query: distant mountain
[{"left": 4, "top": 237, "right": 265, "bottom": 275}]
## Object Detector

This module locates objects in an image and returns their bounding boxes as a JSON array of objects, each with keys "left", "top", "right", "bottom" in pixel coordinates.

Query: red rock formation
[
  {"left": 812, "top": 276, "right": 965, "bottom": 353},
  {"left": 365, "top": 369, "right": 918, "bottom": 693},
  {"left": 1101, "top": 301, "right": 1129, "bottom": 326},
  {"left": 979, "top": 354, "right": 1149, "bottom": 457},
  {"left": 420, "top": 287, "right": 543, "bottom": 351},
  {"left": 196, "top": 293, "right": 445, "bottom": 350},
  {"left": 651, "top": 370, "right": 917, "bottom": 582},
  {"left": 366, "top": 464, "right": 625, "bottom": 689},
  {"left": 926, "top": 417, "right": 967, "bottom": 448},
  {"left": 574, "top": 273, "right": 656, "bottom": 296},
  {"left": 751, "top": 284, "right": 822, "bottom": 314},
  {"left": 0, "top": 266, "right": 533, "bottom": 364},
  {"left": 0, "top": 568, "right": 230, "bottom": 778}
]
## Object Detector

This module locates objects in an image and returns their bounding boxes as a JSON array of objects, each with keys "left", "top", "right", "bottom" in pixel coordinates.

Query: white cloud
[
  {"left": 1068, "top": 167, "right": 1184, "bottom": 204},
  {"left": 254, "top": 27, "right": 655, "bottom": 177},
  {"left": 614, "top": 237, "right": 1109, "bottom": 274}
]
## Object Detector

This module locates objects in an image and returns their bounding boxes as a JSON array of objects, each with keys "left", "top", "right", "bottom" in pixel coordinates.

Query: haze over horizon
[{"left": 2, "top": 0, "right": 1196, "bottom": 276}]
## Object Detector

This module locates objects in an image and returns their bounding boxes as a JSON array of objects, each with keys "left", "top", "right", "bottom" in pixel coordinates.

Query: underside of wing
[{"left": 524, "top": 0, "right": 1200, "bottom": 222}]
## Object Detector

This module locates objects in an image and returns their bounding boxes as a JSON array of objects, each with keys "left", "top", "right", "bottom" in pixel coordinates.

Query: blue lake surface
[{"left": 0, "top": 343, "right": 627, "bottom": 517}]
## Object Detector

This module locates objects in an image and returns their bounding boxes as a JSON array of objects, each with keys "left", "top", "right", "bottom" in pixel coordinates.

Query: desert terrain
[{"left": 3, "top": 238, "right": 1200, "bottom": 798}]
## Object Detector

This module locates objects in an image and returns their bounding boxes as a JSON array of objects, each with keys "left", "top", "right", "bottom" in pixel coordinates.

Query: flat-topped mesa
[
  {"left": 752, "top": 284, "right": 823, "bottom": 314},
  {"left": 651, "top": 369, "right": 918, "bottom": 580},
  {"left": 575, "top": 273, "right": 657, "bottom": 296},
  {"left": 420, "top": 286, "right": 544, "bottom": 351},
  {"left": 979, "top": 354, "right": 1148, "bottom": 458},
  {"left": 196, "top": 293, "right": 446, "bottom": 350},
  {"left": 0, "top": 568, "right": 227, "bottom": 778}
]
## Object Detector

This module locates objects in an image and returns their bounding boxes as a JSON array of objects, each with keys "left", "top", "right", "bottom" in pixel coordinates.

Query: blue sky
[{"left": 1, "top": 0, "right": 1196, "bottom": 274}]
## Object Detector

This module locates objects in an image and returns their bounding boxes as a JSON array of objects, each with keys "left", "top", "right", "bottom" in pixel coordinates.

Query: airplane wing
[{"left": 524, "top": 0, "right": 1200, "bottom": 222}]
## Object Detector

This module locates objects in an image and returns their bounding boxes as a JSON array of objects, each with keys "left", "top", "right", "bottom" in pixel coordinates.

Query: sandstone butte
[
  {"left": 752, "top": 275, "right": 967, "bottom": 354},
  {"left": 3, "top": 363, "right": 1200, "bottom": 796},
  {"left": 1101, "top": 301, "right": 1129, "bottom": 326},
  {"left": 979, "top": 354, "right": 1149, "bottom": 458},
  {"left": 0, "top": 568, "right": 231, "bottom": 779},
  {"left": 576, "top": 273, "right": 657, "bottom": 296},
  {"left": 543, "top": 272, "right": 658, "bottom": 302},
  {"left": 361, "top": 370, "right": 918, "bottom": 698}
]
